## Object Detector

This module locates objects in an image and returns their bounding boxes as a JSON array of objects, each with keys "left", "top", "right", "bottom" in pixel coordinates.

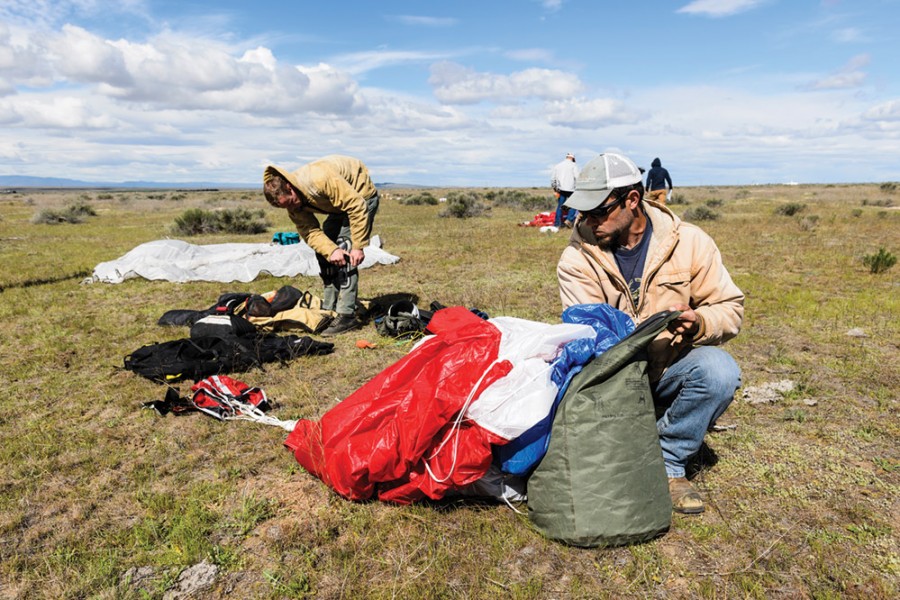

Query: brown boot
[{"left": 668, "top": 477, "right": 704, "bottom": 514}]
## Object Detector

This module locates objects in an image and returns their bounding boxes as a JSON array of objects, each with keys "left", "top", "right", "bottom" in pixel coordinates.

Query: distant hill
[
  {"left": 0, "top": 175, "right": 426, "bottom": 190},
  {"left": 0, "top": 175, "right": 256, "bottom": 189}
]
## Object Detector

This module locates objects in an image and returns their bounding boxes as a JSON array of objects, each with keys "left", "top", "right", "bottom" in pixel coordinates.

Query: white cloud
[
  {"left": 505, "top": 48, "right": 555, "bottom": 63},
  {"left": 429, "top": 61, "right": 583, "bottom": 104},
  {"left": 544, "top": 98, "right": 631, "bottom": 128},
  {"left": 0, "top": 0, "right": 149, "bottom": 31},
  {"left": 331, "top": 49, "right": 454, "bottom": 76},
  {"left": 807, "top": 54, "right": 869, "bottom": 90},
  {"left": 831, "top": 27, "right": 866, "bottom": 43},
  {"left": 48, "top": 25, "right": 132, "bottom": 86},
  {"left": 0, "top": 94, "right": 117, "bottom": 129},
  {"left": 391, "top": 15, "right": 458, "bottom": 27},
  {"left": 677, "top": 0, "right": 766, "bottom": 17},
  {"left": 862, "top": 100, "right": 900, "bottom": 122},
  {"left": 0, "top": 24, "right": 365, "bottom": 117}
]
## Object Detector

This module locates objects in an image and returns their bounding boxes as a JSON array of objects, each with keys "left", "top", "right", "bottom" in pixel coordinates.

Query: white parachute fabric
[
  {"left": 92, "top": 236, "right": 399, "bottom": 284},
  {"left": 464, "top": 317, "right": 595, "bottom": 440}
]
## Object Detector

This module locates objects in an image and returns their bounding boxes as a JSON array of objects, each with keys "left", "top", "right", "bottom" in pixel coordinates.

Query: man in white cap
[
  {"left": 550, "top": 152, "right": 579, "bottom": 228},
  {"left": 556, "top": 152, "right": 744, "bottom": 514}
]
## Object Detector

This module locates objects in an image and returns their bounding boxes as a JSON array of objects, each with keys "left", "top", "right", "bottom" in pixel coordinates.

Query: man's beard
[
  {"left": 595, "top": 235, "right": 619, "bottom": 251},
  {"left": 593, "top": 222, "right": 628, "bottom": 251}
]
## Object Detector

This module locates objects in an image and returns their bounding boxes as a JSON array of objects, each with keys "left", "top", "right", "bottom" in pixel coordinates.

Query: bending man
[
  {"left": 263, "top": 155, "right": 380, "bottom": 337},
  {"left": 557, "top": 152, "right": 743, "bottom": 514}
]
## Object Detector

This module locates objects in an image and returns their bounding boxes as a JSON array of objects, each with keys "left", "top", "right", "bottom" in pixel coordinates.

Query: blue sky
[{"left": 1, "top": 0, "right": 899, "bottom": 186}]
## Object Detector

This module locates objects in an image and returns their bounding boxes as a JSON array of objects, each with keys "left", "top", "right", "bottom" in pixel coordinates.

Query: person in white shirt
[{"left": 550, "top": 153, "right": 580, "bottom": 228}]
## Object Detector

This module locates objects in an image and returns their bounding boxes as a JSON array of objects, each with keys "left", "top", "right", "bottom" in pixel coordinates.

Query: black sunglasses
[{"left": 582, "top": 194, "right": 626, "bottom": 219}]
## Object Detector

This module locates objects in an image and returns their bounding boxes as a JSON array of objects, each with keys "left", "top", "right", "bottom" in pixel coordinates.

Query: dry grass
[{"left": 0, "top": 184, "right": 898, "bottom": 599}]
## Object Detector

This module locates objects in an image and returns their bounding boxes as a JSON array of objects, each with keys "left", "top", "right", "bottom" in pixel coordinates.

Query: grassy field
[{"left": 0, "top": 183, "right": 898, "bottom": 599}]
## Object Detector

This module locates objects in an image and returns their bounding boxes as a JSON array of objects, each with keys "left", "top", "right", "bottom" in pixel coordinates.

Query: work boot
[
  {"left": 668, "top": 477, "right": 704, "bottom": 514},
  {"left": 321, "top": 314, "right": 362, "bottom": 337}
]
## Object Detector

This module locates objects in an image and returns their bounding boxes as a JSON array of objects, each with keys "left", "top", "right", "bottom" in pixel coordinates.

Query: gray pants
[{"left": 321, "top": 192, "right": 380, "bottom": 316}]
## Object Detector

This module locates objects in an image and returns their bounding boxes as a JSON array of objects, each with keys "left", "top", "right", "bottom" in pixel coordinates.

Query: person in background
[
  {"left": 557, "top": 152, "right": 743, "bottom": 514},
  {"left": 645, "top": 157, "right": 673, "bottom": 205},
  {"left": 263, "top": 155, "right": 379, "bottom": 337},
  {"left": 551, "top": 152, "right": 580, "bottom": 228}
]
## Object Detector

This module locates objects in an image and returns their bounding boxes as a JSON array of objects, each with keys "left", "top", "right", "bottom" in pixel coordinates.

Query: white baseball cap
[{"left": 564, "top": 152, "right": 643, "bottom": 211}]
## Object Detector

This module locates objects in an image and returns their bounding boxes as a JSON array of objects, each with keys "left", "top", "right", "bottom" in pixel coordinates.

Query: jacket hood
[
  {"left": 651, "top": 158, "right": 661, "bottom": 168},
  {"left": 263, "top": 165, "right": 302, "bottom": 192}
]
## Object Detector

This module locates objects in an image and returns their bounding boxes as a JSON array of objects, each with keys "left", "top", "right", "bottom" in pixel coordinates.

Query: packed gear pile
[{"left": 282, "top": 302, "right": 671, "bottom": 539}]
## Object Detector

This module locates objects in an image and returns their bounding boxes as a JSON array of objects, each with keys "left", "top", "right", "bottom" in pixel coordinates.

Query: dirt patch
[
  {"left": 163, "top": 560, "right": 218, "bottom": 599},
  {"left": 741, "top": 379, "right": 796, "bottom": 405}
]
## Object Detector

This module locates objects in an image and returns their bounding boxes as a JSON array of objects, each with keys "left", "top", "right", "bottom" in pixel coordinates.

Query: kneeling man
[{"left": 557, "top": 153, "right": 744, "bottom": 514}]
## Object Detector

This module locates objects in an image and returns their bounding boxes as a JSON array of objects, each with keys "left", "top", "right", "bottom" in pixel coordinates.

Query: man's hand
[
  {"left": 348, "top": 248, "right": 365, "bottom": 267},
  {"left": 328, "top": 247, "right": 349, "bottom": 266},
  {"left": 667, "top": 303, "right": 701, "bottom": 337}
]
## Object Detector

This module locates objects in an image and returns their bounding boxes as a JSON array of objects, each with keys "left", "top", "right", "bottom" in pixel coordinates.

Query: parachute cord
[
  {"left": 424, "top": 359, "right": 502, "bottom": 484},
  {"left": 502, "top": 494, "right": 524, "bottom": 514},
  {"left": 219, "top": 397, "right": 298, "bottom": 431}
]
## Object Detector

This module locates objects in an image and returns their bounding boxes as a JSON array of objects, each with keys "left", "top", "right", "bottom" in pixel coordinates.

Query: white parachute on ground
[{"left": 91, "top": 236, "right": 399, "bottom": 284}]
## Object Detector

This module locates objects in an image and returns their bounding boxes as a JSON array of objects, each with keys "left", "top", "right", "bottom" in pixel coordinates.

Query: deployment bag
[{"left": 527, "top": 310, "right": 680, "bottom": 547}]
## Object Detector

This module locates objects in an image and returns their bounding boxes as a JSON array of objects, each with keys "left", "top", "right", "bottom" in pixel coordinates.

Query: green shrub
[
  {"left": 706, "top": 198, "right": 724, "bottom": 208},
  {"left": 879, "top": 182, "right": 897, "bottom": 193},
  {"left": 862, "top": 198, "right": 894, "bottom": 207},
  {"left": 172, "top": 207, "right": 270, "bottom": 236},
  {"left": 668, "top": 192, "right": 688, "bottom": 205},
  {"left": 96, "top": 193, "right": 113, "bottom": 200},
  {"left": 734, "top": 189, "right": 751, "bottom": 199},
  {"left": 862, "top": 247, "right": 896, "bottom": 274},
  {"left": 400, "top": 192, "right": 438, "bottom": 206},
  {"left": 798, "top": 215, "right": 819, "bottom": 231},
  {"left": 173, "top": 208, "right": 218, "bottom": 235},
  {"left": 215, "top": 208, "right": 270, "bottom": 234},
  {"left": 774, "top": 202, "right": 806, "bottom": 216},
  {"left": 681, "top": 206, "right": 719, "bottom": 221},
  {"left": 484, "top": 189, "right": 548, "bottom": 211},
  {"left": 31, "top": 201, "right": 97, "bottom": 224},
  {"left": 439, "top": 191, "right": 488, "bottom": 218},
  {"left": 851, "top": 209, "right": 863, "bottom": 218},
  {"left": 66, "top": 201, "right": 97, "bottom": 217}
]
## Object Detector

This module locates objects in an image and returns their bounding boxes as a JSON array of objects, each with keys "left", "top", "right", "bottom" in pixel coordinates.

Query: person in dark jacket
[{"left": 645, "top": 158, "right": 673, "bottom": 205}]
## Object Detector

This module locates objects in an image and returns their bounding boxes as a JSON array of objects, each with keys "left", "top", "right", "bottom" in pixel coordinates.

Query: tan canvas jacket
[
  {"left": 557, "top": 201, "right": 744, "bottom": 380},
  {"left": 264, "top": 155, "right": 377, "bottom": 257}
]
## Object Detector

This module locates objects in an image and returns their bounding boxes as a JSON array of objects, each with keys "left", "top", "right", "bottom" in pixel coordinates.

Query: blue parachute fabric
[{"left": 497, "top": 304, "right": 635, "bottom": 476}]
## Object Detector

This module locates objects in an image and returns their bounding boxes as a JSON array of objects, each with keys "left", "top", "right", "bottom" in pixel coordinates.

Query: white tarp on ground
[{"left": 91, "top": 236, "right": 399, "bottom": 284}]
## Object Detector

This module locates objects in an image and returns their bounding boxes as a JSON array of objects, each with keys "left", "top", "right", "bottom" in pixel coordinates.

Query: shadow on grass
[{"left": 0, "top": 268, "right": 91, "bottom": 292}]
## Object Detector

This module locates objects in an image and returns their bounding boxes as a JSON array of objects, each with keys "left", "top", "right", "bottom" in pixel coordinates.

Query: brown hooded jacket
[
  {"left": 263, "top": 155, "right": 377, "bottom": 257},
  {"left": 557, "top": 200, "right": 744, "bottom": 381}
]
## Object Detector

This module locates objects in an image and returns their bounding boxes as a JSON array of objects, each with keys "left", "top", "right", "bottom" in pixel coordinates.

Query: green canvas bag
[{"left": 527, "top": 310, "right": 680, "bottom": 547}]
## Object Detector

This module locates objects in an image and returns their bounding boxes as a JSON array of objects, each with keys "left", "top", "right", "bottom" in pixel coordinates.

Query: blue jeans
[
  {"left": 555, "top": 191, "right": 577, "bottom": 227},
  {"left": 651, "top": 346, "right": 741, "bottom": 478}
]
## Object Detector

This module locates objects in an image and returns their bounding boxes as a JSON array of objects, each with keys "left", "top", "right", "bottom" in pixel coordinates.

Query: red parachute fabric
[
  {"left": 519, "top": 212, "right": 556, "bottom": 227},
  {"left": 284, "top": 306, "right": 512, "bottom": 504}
]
